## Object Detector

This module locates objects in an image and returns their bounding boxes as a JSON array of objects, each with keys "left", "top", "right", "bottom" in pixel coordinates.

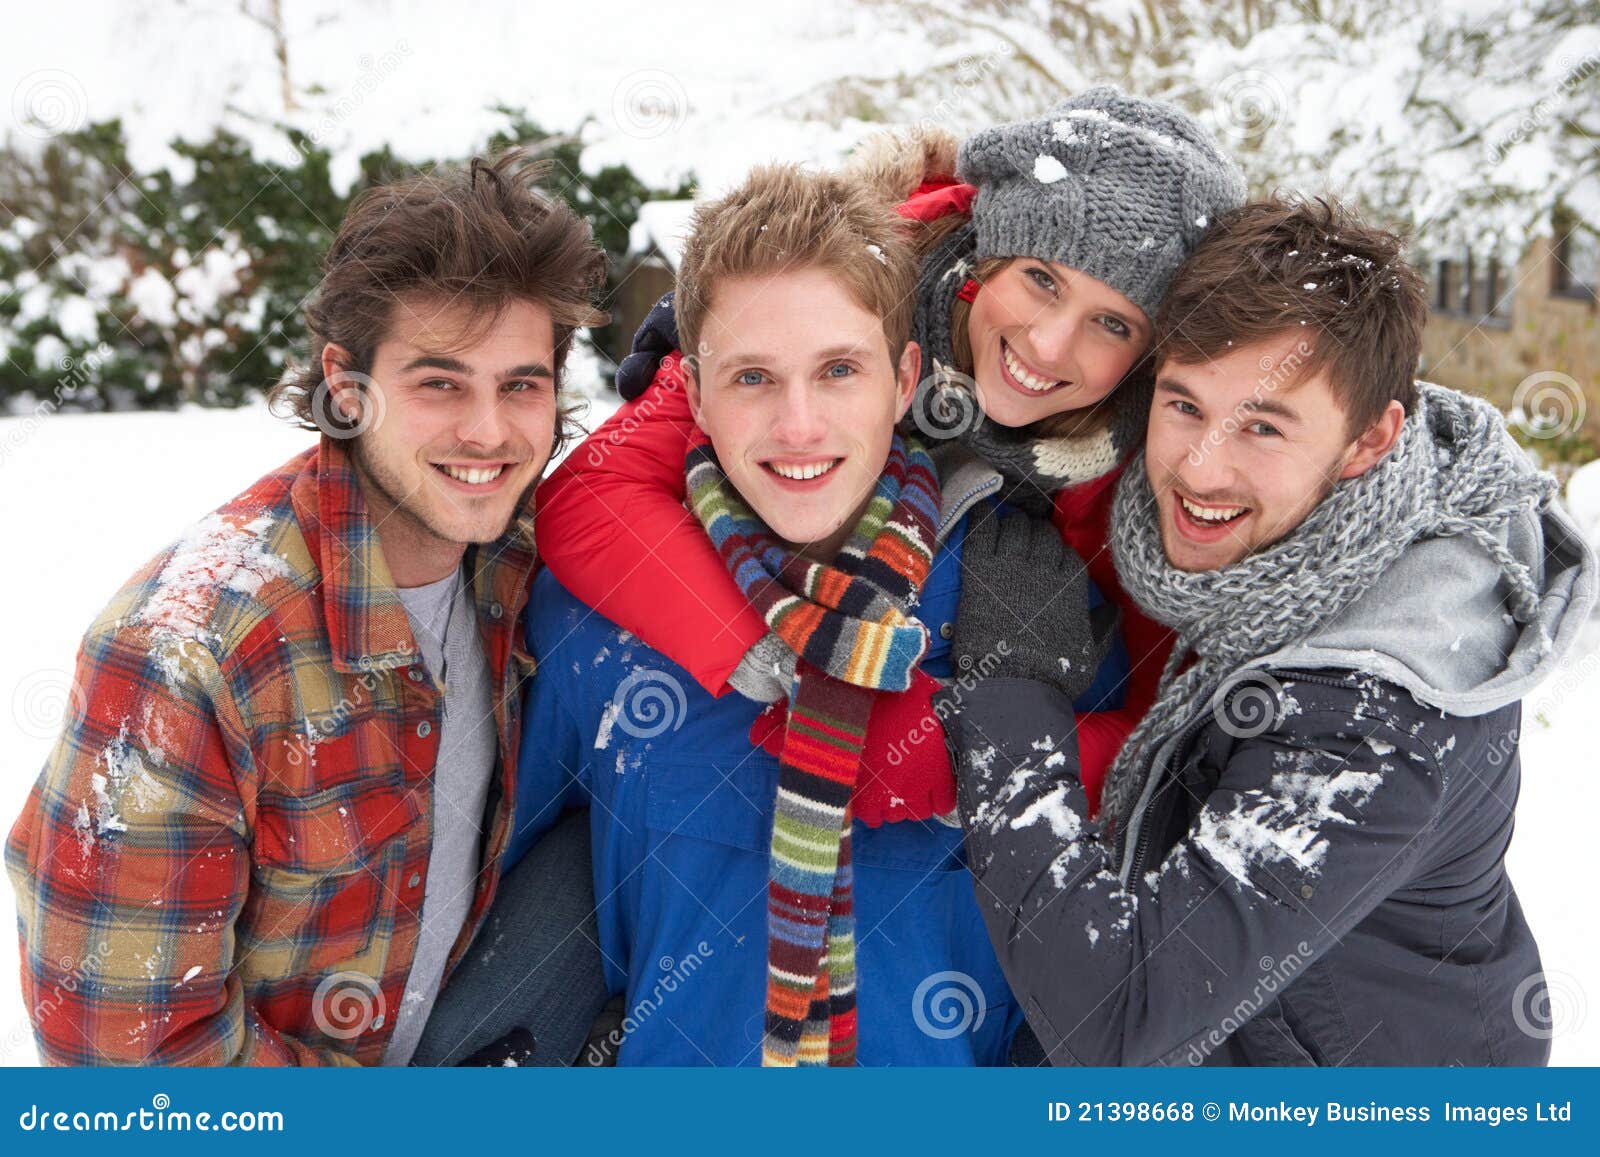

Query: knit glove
[
  {"left": 952, "top": 508, "right": 1118, "bottom": 702},
  {"left": 748, "top": 669, "right": 956, "bottom": 826},
  {"left": 615, "top": 291, "right": 679, "bottom": 401}
]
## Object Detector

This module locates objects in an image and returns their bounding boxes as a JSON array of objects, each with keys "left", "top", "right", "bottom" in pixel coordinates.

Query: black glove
[
  {"left": 456, "top": 1026, "right": 537, "bottom": 1067},
  {"left": 615, "top": 291, "right": 680, "bottom": 401},
  {"left": 952, "top": 506, "right": 1118, "bottom": 702}
]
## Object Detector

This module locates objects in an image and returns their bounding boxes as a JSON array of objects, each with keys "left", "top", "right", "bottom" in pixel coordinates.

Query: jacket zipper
[{"left": 1117, "top": 667, "right": 1357, "bottom": 882}]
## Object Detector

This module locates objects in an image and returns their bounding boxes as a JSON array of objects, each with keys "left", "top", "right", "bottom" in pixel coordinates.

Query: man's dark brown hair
[
  {"left": 1153, "top": 195, "right": 1428, "bottom": 435},
  {"left": 270, "top": 150, "right": 609, "bottom": 450}
]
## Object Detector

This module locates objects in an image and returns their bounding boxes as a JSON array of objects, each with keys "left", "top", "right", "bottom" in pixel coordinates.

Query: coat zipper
[{"left": 1117, "top": 667, "right": 1357, "bottom": 882}]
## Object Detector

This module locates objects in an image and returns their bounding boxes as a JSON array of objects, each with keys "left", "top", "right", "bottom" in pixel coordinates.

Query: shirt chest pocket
[
  {"left": 240, "top": 780, "right": 420, "bottom": 973},
  {"left": 642, "top": 755, "right": 966, "bottom": 873}
]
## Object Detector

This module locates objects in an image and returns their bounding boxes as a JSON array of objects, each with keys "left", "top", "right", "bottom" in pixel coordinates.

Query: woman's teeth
[
  {"left": 1180, "top": 495, "right": 1247, "bottom": 523},
  {"left": 1002, "top": 341, "right": 1062, "bottom": 392},
  {"left": 768, "top": 459, "right": 840, "bottom": 481},
  {"left": 438, "top": 463, "right": 506, "bottom": 484}
]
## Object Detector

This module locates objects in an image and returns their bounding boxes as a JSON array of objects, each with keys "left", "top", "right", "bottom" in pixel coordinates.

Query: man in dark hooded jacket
[{"left": 938, "top": 196, "right": 1597, "bottom": 1066}]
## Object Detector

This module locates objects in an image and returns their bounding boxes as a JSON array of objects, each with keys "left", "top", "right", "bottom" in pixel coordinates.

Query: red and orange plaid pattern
[{"left": 6, "top": 438, "right": 538, "bottom": 1065}]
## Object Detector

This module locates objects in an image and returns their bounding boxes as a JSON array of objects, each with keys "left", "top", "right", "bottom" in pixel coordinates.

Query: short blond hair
[{"left": 675, "top": 163, "right": 919, "bottom": 367}]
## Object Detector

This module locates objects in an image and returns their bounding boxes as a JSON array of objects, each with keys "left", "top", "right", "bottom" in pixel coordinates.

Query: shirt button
[
  {"left": 416, "top": 721, "right": 432, "bottom": 738},
  {"left": 371, "top": 1015, "right": 385, "bottom": 1031},
  {"left": 1300, "top": 884, "right": 1315, "bottom": 900},
  {"left": 407, "top": 668, "right": 424, "bottom": 682},
  {"left": 939, "top": 622, "right": 954, "bottom": 640},
  {"left": 489, "top": 601, "right": 503, "bottom": 620},
  {"left": 408, "top": 872, "right": 422, "bottom": 889}
]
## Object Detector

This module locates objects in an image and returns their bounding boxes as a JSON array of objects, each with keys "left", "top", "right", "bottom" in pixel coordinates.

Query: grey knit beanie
[{"left": 955, "top": 86, "right": 1247, "bottom": 319}]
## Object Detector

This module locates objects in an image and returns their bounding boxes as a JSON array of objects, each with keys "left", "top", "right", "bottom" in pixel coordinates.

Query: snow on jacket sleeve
[
  {"left": 3, "top": 625, "right": 357, "bottom": 1066},
  {"left": 935, "top": 676, "right": 1447, "bottom": 1067},
  {"left": 534, "top": 356, "right": 768, "bottom": 697}
]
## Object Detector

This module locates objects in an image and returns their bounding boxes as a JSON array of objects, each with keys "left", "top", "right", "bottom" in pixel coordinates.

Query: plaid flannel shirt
[{"left": 6, "top": 438, "right": 538, "bottom": 1065}]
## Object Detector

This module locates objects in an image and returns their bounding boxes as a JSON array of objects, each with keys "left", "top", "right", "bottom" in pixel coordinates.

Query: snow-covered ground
[{"left": 1, "top": 400, "right": 1596, "bottom": 1065}]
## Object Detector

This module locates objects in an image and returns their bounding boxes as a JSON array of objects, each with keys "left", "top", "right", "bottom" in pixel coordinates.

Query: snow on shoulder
[{"left": 130, "top": 511, "right": 292, "bottom": 686}]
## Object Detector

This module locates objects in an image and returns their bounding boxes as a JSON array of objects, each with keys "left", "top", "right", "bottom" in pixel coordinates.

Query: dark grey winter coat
[{"left": 937, "top": 479, "right": 1595, "bottom": 1067}]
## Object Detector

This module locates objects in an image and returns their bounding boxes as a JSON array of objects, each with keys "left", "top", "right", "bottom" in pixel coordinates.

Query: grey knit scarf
[
  {"left": 1099, "top": 382, "right": 1556, "bottom": 838},
  {"left": 906, "top": 223, "right": 1151, "bottom": 514}
]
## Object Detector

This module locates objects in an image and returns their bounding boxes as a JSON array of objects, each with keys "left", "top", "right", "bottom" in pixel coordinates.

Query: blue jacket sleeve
[{"left": 506, "top": 613, "right": 592, "bottom": 870}]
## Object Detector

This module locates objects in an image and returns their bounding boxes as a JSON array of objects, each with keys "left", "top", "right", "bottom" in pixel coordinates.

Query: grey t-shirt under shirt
[{"left": 383, "top": 564, "right": 496, "bottom": 1065}]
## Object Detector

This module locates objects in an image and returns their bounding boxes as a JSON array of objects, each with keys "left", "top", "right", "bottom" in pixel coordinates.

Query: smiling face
[
  {"left": 685, "top": 267, "right": 918, "bottom": 562},
  {"left": 1144, "top": 332, "right": 1405, "bottom": 572},
  {"left": 964, "top": 258, "right": 1152, "bottom": 427},
  {"left": 324, "top": 294, "right": 561, "bottom": 586}
]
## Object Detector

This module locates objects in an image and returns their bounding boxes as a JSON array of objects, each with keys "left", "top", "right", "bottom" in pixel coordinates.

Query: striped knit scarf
[{"left": 686, "top": 434, "right": 941, "bottom": 1066}]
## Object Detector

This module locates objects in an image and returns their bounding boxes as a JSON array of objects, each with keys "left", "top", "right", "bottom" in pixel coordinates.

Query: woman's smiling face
[{"left": 964, "top": 258, "right": 1152, "bottom": 427}]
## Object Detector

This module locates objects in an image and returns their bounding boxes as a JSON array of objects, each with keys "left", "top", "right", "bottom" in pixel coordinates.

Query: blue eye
[
  {"left": 1099, "top": 315, "right": 1131, "bottom": 338},
  {"left": 737, "top": 370, "right": 765, "bottom": 386},
  {"left": 1248, "top": 421, "right": 1282, "bottom": 438},
  {"left": 1172, "top": 399, "right": 1200, "bottom": 417},
  {"left": 826, "top": 362, "right": 855, "bottom": 378},
  {"left": 422, "top": 379, "right": 455, "bottom": 391},
  {"left": 1026, "top": 267, "right": 1057, "bottom": 293}
]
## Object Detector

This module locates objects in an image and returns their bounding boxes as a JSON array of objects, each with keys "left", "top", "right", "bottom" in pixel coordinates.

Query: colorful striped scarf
[{"left": 686, "top": 434, "right": 940, "bottom": 1065}]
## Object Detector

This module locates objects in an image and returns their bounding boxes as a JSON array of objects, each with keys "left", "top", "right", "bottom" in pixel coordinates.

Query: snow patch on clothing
[
  {"left": 1193, "top": 751, "right": 1383, "bottom": 891},
  {"left": 132, "top": 512, "right": 291, "bottom": 685}
]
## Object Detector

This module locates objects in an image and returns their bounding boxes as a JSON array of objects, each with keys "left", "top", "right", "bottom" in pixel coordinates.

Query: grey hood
[{"left": 1250, "top": 447, "right": 1596, "bottom": 717}]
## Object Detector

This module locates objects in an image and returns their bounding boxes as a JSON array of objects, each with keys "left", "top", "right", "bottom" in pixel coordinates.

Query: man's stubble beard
[{"left": 347, "top": 433, "right": 533, "bottom": 549}]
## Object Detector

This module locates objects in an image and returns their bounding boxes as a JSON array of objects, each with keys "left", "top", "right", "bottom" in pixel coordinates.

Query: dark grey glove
[{"left": 952, "top": 506, "right": 1118, "bottom": 702}]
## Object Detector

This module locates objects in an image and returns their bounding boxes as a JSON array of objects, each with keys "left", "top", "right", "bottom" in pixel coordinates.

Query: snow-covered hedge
[{"left": 0, "top": 113, "right": 689, "bottom": 414}]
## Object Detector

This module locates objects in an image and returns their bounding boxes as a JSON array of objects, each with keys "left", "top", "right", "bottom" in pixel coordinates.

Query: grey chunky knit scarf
[
  {"left": 906, "top": 223, "right": 1151, "bottom": 513},
  {"left": 1099, "top": 382, "right": 1556, "bottom": 837}
]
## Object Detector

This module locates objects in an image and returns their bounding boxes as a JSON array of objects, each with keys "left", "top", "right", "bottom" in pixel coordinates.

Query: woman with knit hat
[{"left": 534, "top": 87, "right": 1246, "bottom": 819}]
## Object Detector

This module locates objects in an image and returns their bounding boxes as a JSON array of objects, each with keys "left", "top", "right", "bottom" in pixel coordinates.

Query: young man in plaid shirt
[{"left": 7, "top": 153, "right": 608, "bottom": 1065}]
